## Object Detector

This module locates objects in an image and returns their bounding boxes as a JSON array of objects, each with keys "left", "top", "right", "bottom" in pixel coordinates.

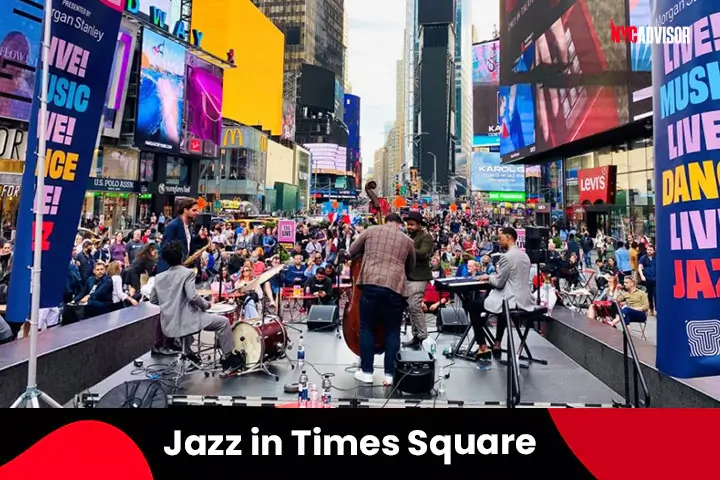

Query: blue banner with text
[
  {"left": 652, "top": 1, "right": 720, "bottom": 377},
  {"left": 7, "top": 0, "right": 123, "bottom": 322}
]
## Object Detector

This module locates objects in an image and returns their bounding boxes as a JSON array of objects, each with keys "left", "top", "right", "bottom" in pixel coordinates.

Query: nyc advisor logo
[{"left": 610, "top": 20, "right": 691, "bottom": 45}]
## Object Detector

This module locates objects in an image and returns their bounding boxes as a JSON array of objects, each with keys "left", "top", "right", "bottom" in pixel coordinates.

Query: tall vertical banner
[
  {"left": 6, "top": 0, "right": 123, "bottom": 323},
  {"left": 653, "top": 2, "right": 720, "bottom": 377}
]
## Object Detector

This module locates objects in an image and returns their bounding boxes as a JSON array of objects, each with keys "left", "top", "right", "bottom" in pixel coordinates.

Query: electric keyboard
[{"left": 435, "top": 277, "right": 492, "bottom": 294}]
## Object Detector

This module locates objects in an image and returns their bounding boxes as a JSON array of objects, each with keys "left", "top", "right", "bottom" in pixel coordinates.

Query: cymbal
[
  {"left": 197, "top": 289, "right": 214, "bottom": 296},
  {"left": 242, "top": 264, "right": 284, "bottom": 292}
]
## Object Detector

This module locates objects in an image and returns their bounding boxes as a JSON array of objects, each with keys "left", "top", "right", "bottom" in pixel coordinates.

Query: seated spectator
[
  {"left": 303, "top": 267, "right": 333, "bottom": 310},
  {"left": 304, "top": 252, "right": 325, "bottom": 278},
  {"left": 587, "top": 275, "right": 621, "bottom": 322},
  {"left": 477, "top": 255, "right": 496, "bottom": 275},
  {"left": 422, "top": 270, "right": 450, "bottom": 314},
  {"left": 609, "top": 277, "right": 649, "bottom": 327},
  {"left": 284, "top": 254, "right": 306, "bottom": 287},
  {"left": 107, "top": 261, "right": 138, "bottom": 307},
  {"left": 74, "top": 262, "right": 114, "bottom": 319},
  {"left": 559, "top": 253, "right": 581, "bottom": 289},
  {"left": 0, "top": 315, "right": 12, "bottom": 344}
]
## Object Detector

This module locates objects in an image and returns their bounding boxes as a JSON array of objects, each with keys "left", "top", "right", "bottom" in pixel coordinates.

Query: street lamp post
[{"left": 427, "top": 151, "right": 437, "bottom": 197}]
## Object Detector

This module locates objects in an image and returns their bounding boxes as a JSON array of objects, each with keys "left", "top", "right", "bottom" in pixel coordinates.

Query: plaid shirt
[{"left": 349, "top": 223, "right": 416, "bottom": 297}]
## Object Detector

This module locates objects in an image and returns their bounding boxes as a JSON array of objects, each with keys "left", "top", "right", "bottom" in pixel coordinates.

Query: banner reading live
[
  {"left": 652, "top": 2, "right": 720, "bottom": 377},
  {"left": 6, "top": 0, "right": 123, "bottom": 323}
]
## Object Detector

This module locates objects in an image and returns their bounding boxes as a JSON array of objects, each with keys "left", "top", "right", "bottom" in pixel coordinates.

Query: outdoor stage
[{"left": 78, "top": 312, "right": 620, "bottom": 408}]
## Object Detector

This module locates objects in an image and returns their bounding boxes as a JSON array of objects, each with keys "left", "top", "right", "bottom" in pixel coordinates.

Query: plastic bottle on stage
[
  {"left": 422, "top": 337, "right": 437, "bottom": 356},
  {"left": 309, "top": 384, "right": 320, "bottom": 408},
  {"left": 438, "top": 367, "right": 446, "bottom": 395},
  {"left": 321, "top": 374, "right": 332, "bottom": 408},
  {"left": 297, "top": 335, "right": 305, "bottom": 370},
  {"left": 298, "top": 370, "right": 309, "bottom": 408}
]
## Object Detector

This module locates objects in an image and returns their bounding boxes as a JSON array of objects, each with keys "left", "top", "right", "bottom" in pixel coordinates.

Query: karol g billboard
[
  {"left": 0, "top": 0, "right": 43, "bottom": 123},
  {"left": 135, "top": 28, "right": 186, "bottom": 153},
  {"left": 471, "top": 150, "right": 525, "bottom": 192},
  {"left": 183, "top": 53, "right": 223, "bottom": 157}
]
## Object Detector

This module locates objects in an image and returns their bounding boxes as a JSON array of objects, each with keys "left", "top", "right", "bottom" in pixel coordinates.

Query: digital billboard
[
  {"left": 472, "top": 40, "right": 501, "bottom": 138},
  {"left": 104, "top": 20, "right": 139, "bottom": 138},
  {"left": 299, "top": 64, "right": 335, "bottom": 111},
  {"left": 500, "top": 0, "right": 631, "bottom": 162},
  {"left": 305, "top": 143, "right": 349, "bottom": 176},
  {"left": 184, "top": 53, "right": 223, "bottom": 157},
  {"left": 0, "top": 0, "right": 43, "bottom": 123},
  {"left": 628, "top": 0, "right": 652, "bottom": 119},
  {"left": 136, "top": 28, "right": 186, "bottom": 153},
  {"left": 471, "top": 150, "right": 525, "bottom": 192}
]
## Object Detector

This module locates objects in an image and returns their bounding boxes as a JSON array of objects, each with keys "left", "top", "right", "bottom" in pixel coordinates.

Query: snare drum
[
  {"left": 207, "top": 303, "right": 239, "bottom": 325},
  {"left": 232, "top": 316, "right": 289, "bottom": 365}
]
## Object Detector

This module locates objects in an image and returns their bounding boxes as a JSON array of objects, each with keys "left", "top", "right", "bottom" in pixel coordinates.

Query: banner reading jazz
[
  {"left": 652, "top": 1, "right": 720, "bottom": 377},
  {"left": 6, "top": 0, "right": 123, "bottom": 322}
]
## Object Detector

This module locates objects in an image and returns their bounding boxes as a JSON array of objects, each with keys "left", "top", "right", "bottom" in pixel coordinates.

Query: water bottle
[
  {"left": 309, "top": 384, "right": 320, "bottom": 408},
  {"left": 298, "top": 370, "right": 309, "bottom": 408},
  {"left": 438, "top": 367, "right": 446, "bottom": 395},
  {"left": 297, "top": 335, "right": 305, "bottom": 370},
  {"left": 321, "top": 374, "right": 332, "bottom": 408}
]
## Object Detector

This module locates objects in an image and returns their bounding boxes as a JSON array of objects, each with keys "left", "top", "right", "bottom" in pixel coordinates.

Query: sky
[{"left": 346, "top": 0, "right": 499, "bottom": 176}]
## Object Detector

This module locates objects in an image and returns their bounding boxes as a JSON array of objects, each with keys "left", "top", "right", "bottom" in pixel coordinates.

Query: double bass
[{"left": 343, "top": 181, "right": 389, "bottom": 355}]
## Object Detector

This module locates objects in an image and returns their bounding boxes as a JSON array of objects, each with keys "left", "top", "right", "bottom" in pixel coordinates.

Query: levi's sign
[{"left": 578, "top": 166, "right": 616, "bottom": 204}]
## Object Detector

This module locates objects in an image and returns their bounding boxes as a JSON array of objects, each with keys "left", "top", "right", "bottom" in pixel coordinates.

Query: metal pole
[{"left": 11, "top": 0, "right": 62, "bottom": 408}]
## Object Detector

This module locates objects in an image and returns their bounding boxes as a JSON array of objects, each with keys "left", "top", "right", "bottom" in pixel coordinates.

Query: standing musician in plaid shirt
[{"left": 348, "top": 213, "right": 416, "bottom": 386}]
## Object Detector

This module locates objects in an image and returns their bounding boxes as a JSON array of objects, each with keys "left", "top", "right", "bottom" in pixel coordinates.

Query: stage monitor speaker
[
  {"left": 195, "top": 213, "right": 213, "bottom": 230},
  {"left": 438, "top": 308, "right": 469, "bottom": 335},
  {"left": 525, "top": 227, "right": 550, "bottom": 252},
  {"left": 307, "top": 305, "right": 339, "bottom": 331},
  {"left": 394, "top": 350, "right": 436, "bottom": 395}
]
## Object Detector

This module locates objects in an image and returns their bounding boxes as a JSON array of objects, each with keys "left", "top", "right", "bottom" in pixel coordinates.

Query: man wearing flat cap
[{"left": 403, "top": 211, "right": 435, "bottom": 348}]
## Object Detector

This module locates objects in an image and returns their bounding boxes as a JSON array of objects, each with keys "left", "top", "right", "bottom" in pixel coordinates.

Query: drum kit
[{"left": 198, "top": 265, "right": 293, "bottom": 380}]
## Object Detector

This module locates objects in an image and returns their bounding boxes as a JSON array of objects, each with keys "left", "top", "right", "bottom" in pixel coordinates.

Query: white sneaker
[
  {"left": 354, "top": 370, "right": 373, "bottom": 383},
  {"left": 383, "top": 375, "right": 393, "bottom": 387}
]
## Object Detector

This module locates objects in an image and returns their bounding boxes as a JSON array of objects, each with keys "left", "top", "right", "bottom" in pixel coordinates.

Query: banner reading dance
[
  {"left": 652, "top": 1, "right": 720, "bottom": 377},
  {"left": 6, "top": 0, "right": 123, "bottom": 322}
]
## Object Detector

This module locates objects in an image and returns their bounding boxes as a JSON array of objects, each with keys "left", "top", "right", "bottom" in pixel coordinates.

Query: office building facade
[
  {"left": 454, "top": 0, "right": 473, "bottom": 196},
  {"left": 250, "top": 0, "right": 345, "bottom": 83},
  {"left": 415, "top": 0, "right": 456, "bottom": 195}
]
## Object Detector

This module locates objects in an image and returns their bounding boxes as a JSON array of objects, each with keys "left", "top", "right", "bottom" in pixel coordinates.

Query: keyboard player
[{"left": 466, "top": 227, "right": 535, "bottom": 359}]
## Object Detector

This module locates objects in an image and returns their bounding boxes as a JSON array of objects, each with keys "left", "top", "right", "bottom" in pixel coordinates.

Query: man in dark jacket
[
  {"left": 403, "top": 212, "right": 435, "bottom": 348},
  {"left": 75, "top": 262, "right": 114, "bottom": 319}
]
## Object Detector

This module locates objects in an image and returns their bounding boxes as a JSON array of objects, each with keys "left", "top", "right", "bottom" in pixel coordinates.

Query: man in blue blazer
[
  {"left": 157, "top": 198, "right": 200, "bottom": 274},
  {"left": 74, "top": 262, "right": 114, "bottom": 319}
]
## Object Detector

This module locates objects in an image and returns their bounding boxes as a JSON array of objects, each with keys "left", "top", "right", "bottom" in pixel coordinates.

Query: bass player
[{"left": 348, "top": 213, "right": 416, "bottom": 386}]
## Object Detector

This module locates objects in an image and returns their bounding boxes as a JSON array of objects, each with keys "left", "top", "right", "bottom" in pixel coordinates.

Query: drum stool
[{"left": 171, "top": 331, "right": 220, "bottom": 386}]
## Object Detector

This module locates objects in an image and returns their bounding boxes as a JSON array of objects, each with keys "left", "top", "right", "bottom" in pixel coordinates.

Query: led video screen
[
  {"left": 472, "top": 40, "right": 501, "bottom": 137},
  {"left": 499, "top": 0, "right": 632, "bottom": 161},
  {"left": 305, "top": 143, "right": 349, "bottom": 176},
  {"left": 136, "top": 28, "right": 186, "bottom": 153}
]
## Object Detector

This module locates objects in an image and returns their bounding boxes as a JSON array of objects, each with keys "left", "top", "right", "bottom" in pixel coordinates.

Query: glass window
[
  {"left": 611, "top": 144, "right": 629, "bottom": 173},
  {"left": 199, "top": 159, "right": 215, "bottom": 180},
  {"left": 139, "top": 152, "right": 154, "bottom": 182},
  {"left": 166, "top": 157, "right": 190, "bottom": 185}
]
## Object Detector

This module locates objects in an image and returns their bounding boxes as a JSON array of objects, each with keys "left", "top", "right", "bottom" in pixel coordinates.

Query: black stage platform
[{"left": 78, "top": 313, "right": 620, "bottom": 408}]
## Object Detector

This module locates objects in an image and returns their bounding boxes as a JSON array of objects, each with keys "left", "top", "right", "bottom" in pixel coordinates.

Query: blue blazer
[
  {"left": 75, "top": 275, "right": 113, "bottom": 305},
  {"left": 157, "top": 217, "right": 189, "bottom": 274}
]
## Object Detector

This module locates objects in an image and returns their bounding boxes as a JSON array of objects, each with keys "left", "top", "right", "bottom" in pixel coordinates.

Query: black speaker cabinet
[
  {"left": 525, "top": 226, "right": 550, "bottom": 247},
  {"left": 307, "top": 305, "right": 339, "bottom": 331},
  {"left": 438, "top": 308, "right": 468, "bottom": 335},
  {"left": 394, "top": 350, "right": 436, "bottom": 395},
  {"left": 195, "top": 213, "right": 213, "bottom": 230}
]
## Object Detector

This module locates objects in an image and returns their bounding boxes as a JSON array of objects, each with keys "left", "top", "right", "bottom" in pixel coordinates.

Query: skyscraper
[
  {"left": 454, "top": 0, "right": 473, "bottom": 196},
  {"left": 403, "top": 0, "right": 419, "bottom": 182},
  {"left": 250, "top": 0, "right": 345, "bottom": 83}
]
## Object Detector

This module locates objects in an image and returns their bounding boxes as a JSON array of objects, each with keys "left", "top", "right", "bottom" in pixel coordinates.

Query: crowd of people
[{"left": 0, "top": 200, "right": 658, "bottom": 382}]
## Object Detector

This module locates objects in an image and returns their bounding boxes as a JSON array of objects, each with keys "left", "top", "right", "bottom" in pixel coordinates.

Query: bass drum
[{"left": 232, "top": 316, "right": 289, "bottom": 366}]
